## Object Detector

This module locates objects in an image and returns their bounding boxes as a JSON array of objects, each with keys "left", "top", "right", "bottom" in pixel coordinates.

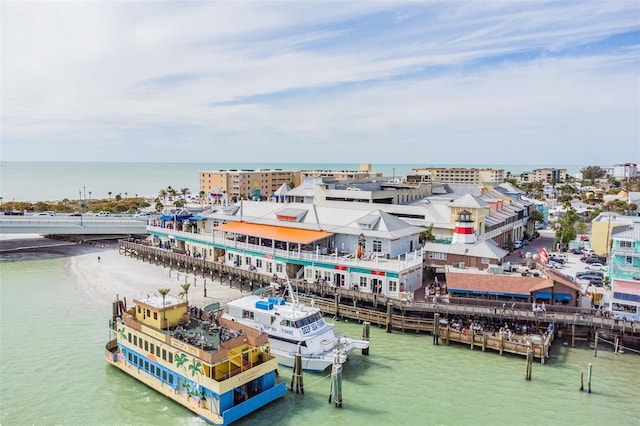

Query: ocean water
[
  {"left": 1, "top": 253, "right": 639, "bottom": 426},
  {"left": 0, "top": 161, "right": 584, "bottom": 202}
]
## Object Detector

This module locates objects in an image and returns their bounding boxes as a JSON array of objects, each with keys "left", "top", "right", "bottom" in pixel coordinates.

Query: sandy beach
[
  {"left": 70, "top": 245, "right": 247, "bottom": 308},
  {"left": 1, "top": 234, "right": 245, "bottom": 308}
]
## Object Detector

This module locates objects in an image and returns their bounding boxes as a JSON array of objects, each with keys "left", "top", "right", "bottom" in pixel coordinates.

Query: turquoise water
[
  {"left": 0, "top": 161, "right": 584, "bottom": 202},
  {"left": 1, "top": 254, "right": 639, "bottom": 426}
]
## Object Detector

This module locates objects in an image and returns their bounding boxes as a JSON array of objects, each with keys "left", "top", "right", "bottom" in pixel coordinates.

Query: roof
[
  {"left": 423, "top": 239, "right": 508, "bottom": 260},
  {"left": 544, "top": 269, "right": 582, "bottom": 292},
  {"left": 445, "top": 272, "right": 551, "bottom": 296},
  {"left": 214, "top": 222, "right": 333, "bottom": 244}
]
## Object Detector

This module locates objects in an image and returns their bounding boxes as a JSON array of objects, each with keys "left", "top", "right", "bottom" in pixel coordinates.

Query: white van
[{"left": 94, "top": 211, "right": 111, "bottom": 217}]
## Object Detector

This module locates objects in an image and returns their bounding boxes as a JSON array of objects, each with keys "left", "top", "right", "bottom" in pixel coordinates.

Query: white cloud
[{"left": 1, "top": 1, "right": 639, "bottom": 165}]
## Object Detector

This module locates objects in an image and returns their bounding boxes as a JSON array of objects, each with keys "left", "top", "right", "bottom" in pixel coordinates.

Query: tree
[
  {"left": 419, "top": 224, "right": 436, "bottom": 244},
  {"left": 108, "top": 191, "right": 112, "bottom": 201},
  {"left": 115, "top": 194, "right": 122, "bottom": 202},
  {"left": 580, "top": 165, "right": 606, "bottom": 181},
  {"left": 158, "top": 288, "right": 170, "bottom": 330},
  {"left": 529, "top": 209, "right": 544, "bottom": 228},
  {"left": 199, "top": 190, "right": 206, "bottom": 207},
  {"left": 181, "top": 188, "right": 190, "bottom": 199},
  {"left": 155, "top": 199, "right": 164, "bottom": 213},
  {"left": 173, "top": 199, "right": 185, "bottom": 208},
  {"left": 179, "top": 283, "right": 191, "bottom": 304},
  {"left": 158, "top": 189, "right": 168, "bottom": 203}
]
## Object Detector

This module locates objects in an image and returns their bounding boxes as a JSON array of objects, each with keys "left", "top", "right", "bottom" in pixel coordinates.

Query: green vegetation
[{"left": 0, "top": 197, "right": 151, "bottom": 214}]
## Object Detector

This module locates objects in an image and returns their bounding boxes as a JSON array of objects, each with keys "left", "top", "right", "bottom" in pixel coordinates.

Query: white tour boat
[{"left": 223, "top": 280, "right": 369, "bottom": 372}]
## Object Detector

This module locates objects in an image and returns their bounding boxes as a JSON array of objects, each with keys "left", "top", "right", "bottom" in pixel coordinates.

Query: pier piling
[
  {"left": 362, "top": 322, "right": 370, "bottom": 355},
  {"left": 593, "top": 332, "right": 598, "bottom": 357},
  {"left": 587, "top": 363, "right": 592, "bottom": 394},
  {"left": 289, "top": 344, "right": 304, "bottom": 394},
  {"left": 329, "top": 353, "right": 343, "bottom": 408},
  {"left": 580, "top": 371, "right": 584, "bottom": 391},
  {"left": 385, "top": 302, "right": 393, "bottom": 333},
  {"left": 433, "top": 313, "right": 440, "bottom": 346}
]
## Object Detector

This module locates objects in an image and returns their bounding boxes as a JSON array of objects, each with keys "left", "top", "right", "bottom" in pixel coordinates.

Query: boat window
[
  {"left": 242, "top": 310, "right": 254, "bottom": 320},
  {"left": 279, "top": 319, "right": 293, "bottom": 327}
]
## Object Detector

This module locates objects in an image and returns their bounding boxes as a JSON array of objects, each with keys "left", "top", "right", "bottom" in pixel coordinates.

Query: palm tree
[
  {"left": 181, "top": 188, "right": 190, "bottom": 199},
  {"left": 158, "top": 288, "right": 170, "bottom": 330},
  {"left": 199, "top": 190, "right": 205, "bottom": 207},
  {"left": 158, "top": 189, "right": 168, "bottom": 203},
  {"left": 179, "top": 283, "right": 191, "bottom": 305},
  {"left": 108, "top": 191, "right": 112, "bottom": 201}
]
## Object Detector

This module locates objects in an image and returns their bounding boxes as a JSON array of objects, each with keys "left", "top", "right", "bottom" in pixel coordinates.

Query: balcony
[{"left": 147, "top": 225, "right": 423, "bottom": 273}]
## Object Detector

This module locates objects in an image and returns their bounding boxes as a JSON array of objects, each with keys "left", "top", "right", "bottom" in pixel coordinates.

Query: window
[
  {"left": 153, "top": 312, "right": 158, "bottom": 320},
  {"left": 429, "top": 252, "right": 447, "bottom": 260},
  {"left": 128, "top": 332, "right": 132, "bottom": 343},
  {"left": 228, "top": 253, "right": 233, "bottom": 261},
  {"left": 242, "top": 310, "right": 255, "bottom": 320},
  {"left": 137, "top": 306, "right": 141, "bottom": 314},
  {"left": 256, "top": 259, "right": 262, "bottom": 268},
  {"left": 620, "top": 241, "right": 633, "bottom": 249},
  {"left": 162, "top": 370, "right": 167, "bottom": 381},
  {"left": 133, "top": 335, "right": 137, "bottom": 346},
  {"left": 388, "top": 280, "right": 398, "bottom": 292},
  {"left": 305, "top": 268, "right": 313, "bottom": 279},
  {"left": 276, "top": 263, "right": 283, "bottom": 273},
  {"left": 150, "top": 343, "right": 155, "bottom": 354},
  {"left": 168, "top": 352, "right": 173, "bottom": 364},
  {"left": 372, "top": 240, "right": 382, "bottom": 253},
  {"left": 168, "top": 374, "right": 174, "bottom": 385},
  {"left": 127, "top": 352, "right": 132, "bottom": 362},
  {"left": 267, "top": 262, "right": 272, "bottom": 273},
  {"left": 359, "top": 276, "right": 367, "bottom": 288},
  {"left": 626, "top": 256, "right": 633, "bottom": 265},
  {"left": 144, "top": 341, "right": 148, "bottom": 352},
  {"left": 162, "top": 349, "right": 167, "bottom": 360},
  {"left": 245, "top": 256, "right": 251, "bottom": 265},
  {"left": 156, "top": 346, "right": 160, "bottom": 356}
]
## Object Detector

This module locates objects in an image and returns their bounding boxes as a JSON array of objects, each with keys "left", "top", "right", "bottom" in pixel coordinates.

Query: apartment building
[
  {"left": 517, "top": 168, "right": 567, "bottom": 184},
  {"left": 200, "top": 169, "right": 294, "bottom": 202},
  {"left": 411, "top": 167, "right": 504, "bottom": 184}
]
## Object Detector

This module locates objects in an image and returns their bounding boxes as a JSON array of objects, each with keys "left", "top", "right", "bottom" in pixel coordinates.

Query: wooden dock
[{"left": 118, "top": 240, "right": 638, "bottom": 358}]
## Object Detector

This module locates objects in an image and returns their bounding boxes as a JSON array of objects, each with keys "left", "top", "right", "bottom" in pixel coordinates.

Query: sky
[{"left": 1, "top": 1, "right": 639, "bottom": 166}]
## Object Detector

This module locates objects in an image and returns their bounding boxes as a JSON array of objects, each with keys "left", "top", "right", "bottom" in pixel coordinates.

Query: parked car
[
  {"left": 585, "top": 263, "right": 606, "bottom": 271},
  {"left": 69, "top": 212, "right": 82, "bottom": 216},
  {"left": 547, "top": 261, "right": 563, "bottom": 269},
  {"left": 576, "top": 270, "right": 604, "bottom": 278},
  {"left": 35, "top": 211, "right": 56, "bottom": 216},
  {"left": 584, "top": 256, "right": 607, "bottom": 264},
  {"left": 94, "top": 211, "right": 111, "bottom": 217},
  {"left": 513, "top": 240, "right": 523, "bottom": 249}
]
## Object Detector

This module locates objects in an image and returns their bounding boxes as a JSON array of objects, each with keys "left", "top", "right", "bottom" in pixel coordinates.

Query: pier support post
[
  {"left": 482, "top": 333, "right": 487, "bottom": 352},
  {"left": 587, "top": 363, "right": 592, "bottom": 394},
  {"left": 580, "top": 371, "right": 584, "bottom": 391},
  {"left": 445, "top": 326, "right": 450, "bottom": 345},
  {"left": 594, "top": 332, "right": 598, "bottom": 357},
  {"left": 433, "top": 313, "right": 440, "bottom": 346},
  {"left": 470, "top": 330, "right": 474, "bottom": 351},
  {"left": 571, "top": 323, "right": 575, "bottom": 347},
  {"left": 499, "top": 334, "right": 504, "bottom": 355},
  {"left": 386, "top": 303, "right": 393, "bottom": 333},
  {"left": 334, "top": 293, "right": 340, "bottom": 319},
  {"left": 289, "top": 344, "right": 304, "bottom": 394},
  {"left": 362, "top": 322, "right": 370, "bottom": 355},
  {"left": 203, "top": 279, "right": 207, "bottom": 298},
  {"left": 329, "top": 352, "right": 343, "bottom": 408}
]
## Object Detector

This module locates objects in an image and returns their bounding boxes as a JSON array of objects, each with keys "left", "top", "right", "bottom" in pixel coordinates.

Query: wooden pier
[{"left": 118, "top": 240, "right": 639, "bottom": 358}]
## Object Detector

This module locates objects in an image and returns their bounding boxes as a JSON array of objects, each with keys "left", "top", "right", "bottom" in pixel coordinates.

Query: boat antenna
[{"left": 285, "top": 275, "right": 299, "bottom": 306}]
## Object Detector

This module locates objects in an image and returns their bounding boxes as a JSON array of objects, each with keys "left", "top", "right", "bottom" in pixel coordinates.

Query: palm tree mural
[
  {"left": 158, "top": 288, "right": 170, "bottom": 330},
  {"left": 188, "top": 359, "right": 203, "bottom": 377},
  {"left": 175, "top": 353, "right": 188, "bottom": 368},
  {"left": 179, "top": 283, "right": 191, "bottom": 304}
]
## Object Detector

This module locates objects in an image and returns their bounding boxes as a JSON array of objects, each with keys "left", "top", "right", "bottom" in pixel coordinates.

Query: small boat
[
  {"left": 105, "top": 293, "right": 286, "bottom": 425},
  {"left": 223, "top": 279, "right": 370, "bottom": 372}
]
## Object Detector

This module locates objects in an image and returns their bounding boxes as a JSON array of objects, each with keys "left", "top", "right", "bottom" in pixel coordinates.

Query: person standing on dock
[{"left": 98, "top": 256, "right": 101, "bottom": 263}]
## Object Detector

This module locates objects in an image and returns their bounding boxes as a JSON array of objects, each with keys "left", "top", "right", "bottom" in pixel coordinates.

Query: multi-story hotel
[
  {"left": 517, "top": 168, "right": 567, "bottom": 184},
  {"left": 200, "top": 164, "right": 383, "bottom": 202},
  {"left": 410, "top": 167, "right": 504, "bottom": 184},
  {"left": 608, "top": 218, "right": 640, "bottom": 321}
]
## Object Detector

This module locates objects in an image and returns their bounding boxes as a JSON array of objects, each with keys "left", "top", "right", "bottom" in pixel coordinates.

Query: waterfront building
[
  {"left": 148, "top": 201, "right": 425, "bottom": 298},
  {"left": 445, "top": 268, "right": 580, "bottom": 305},
  {"left": 590, "top": 211, "right": 634, "bottom": 256},
  {"left": 517, "top": 168, "right": 567, "bottom": 184},
  {"left": 284, "top": 176, "right": 435, "bottom": 205},
  {"left": 411, "top": 167, "right": 504, "bottom": 184},
  {"left": 608, "top": 218, "right": 640, "bottom": 321},
  {"left": 609, "top": 163, "right": 638, "bottom": 180},
  {"left": 199, "top": 165, "right": 383, "bottom": 203}
]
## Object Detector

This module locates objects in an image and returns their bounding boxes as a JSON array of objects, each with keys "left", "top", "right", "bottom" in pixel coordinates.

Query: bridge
[{"left": 0, "top": 216, "right": 148, "bottom": 235}]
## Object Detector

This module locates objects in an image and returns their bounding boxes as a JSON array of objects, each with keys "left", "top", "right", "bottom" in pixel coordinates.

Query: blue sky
[{"left": 2, "top": 1, "right": 639, "bottom": 166}]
